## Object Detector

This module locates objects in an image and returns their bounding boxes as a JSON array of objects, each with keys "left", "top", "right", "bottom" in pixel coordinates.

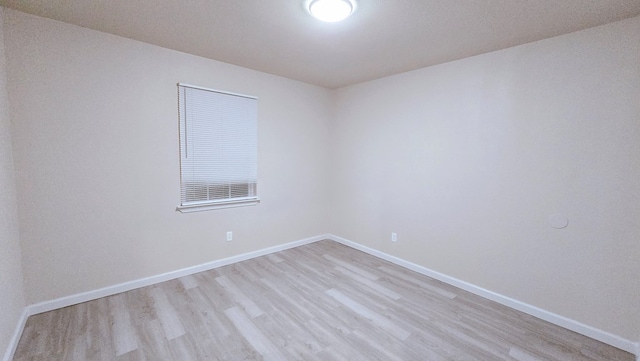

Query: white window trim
[
  {"left": 176, "top": 83, "right": 259, "bottom": 213},
  {"left": 176, "top": 197, "right": 260, "bottom": 213}
]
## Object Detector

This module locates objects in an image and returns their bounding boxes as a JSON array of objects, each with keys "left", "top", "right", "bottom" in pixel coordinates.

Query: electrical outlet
[
  {"left": 391, "top": 232, "right": 397, "bottom": 242},
  {"left": 226, "top": 231, "right": 233, "bottom": 241}
]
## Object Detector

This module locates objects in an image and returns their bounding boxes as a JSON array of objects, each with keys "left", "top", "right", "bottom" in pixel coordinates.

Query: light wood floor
[{"left": 14, "top": 240, "right": 633, "bottom": 361}]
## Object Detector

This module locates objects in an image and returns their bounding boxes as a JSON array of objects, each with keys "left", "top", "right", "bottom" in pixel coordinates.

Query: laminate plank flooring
[{"left": 13, "top": 240, "right": 634, "bottom": 361}]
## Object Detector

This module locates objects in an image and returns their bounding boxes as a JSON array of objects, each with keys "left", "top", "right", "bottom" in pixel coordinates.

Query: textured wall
[
  {"left": 4, "top": 9, "right": 332, "bottom": 305},
  {"left": 4, "top": 6, "right": 639, "bottom": 350},
  {"left": 0, "top": 6, "right": 26, "bottom": 360},
  {"left": 331, "top": 16, "right": 640, "bottom": 341}
]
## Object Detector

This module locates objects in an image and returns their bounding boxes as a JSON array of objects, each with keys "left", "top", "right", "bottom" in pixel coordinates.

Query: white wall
[
  {"left": 3, "top": 5, "right": 639, "bottom": 351},
  {"left": 331, "top": 16, "right": 640, "bottom": 341},
  {"left": 4, "top": 9, "right": 332, "bottom": 305},
  {"left": 0, "top": 6, "right": 26, "bottom": 359}
]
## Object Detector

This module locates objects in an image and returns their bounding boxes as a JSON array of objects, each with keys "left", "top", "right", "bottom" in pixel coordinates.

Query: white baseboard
[
  {"left": 28, "top": 234, "right": 327, "bottom": 316},
  {"left": 2, "top": 308, "right": 28, "bottom": 361},
  {"left": 326, "top": 234, "right": 638, "bottom": 356},
  {"left": 14, "top": 233, "right": 640, "bottom": 360}
]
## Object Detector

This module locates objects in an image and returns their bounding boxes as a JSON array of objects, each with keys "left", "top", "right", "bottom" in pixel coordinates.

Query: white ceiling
[{"left": 1, "top": 0, "right": 639, "bottom": 89}]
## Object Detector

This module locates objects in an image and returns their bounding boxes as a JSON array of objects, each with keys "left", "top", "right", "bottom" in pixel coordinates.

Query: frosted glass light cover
[{"left": 309, "top": 0, "right": 354, "bottom": 22}]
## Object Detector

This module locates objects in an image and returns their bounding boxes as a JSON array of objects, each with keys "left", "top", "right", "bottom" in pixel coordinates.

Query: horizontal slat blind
[{"left": 178, "top": 84, "right": 257, "bottom": 207}]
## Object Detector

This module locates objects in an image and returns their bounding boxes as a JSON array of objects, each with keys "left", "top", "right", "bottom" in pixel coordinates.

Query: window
[{"left": 176, "top": 83, "right": 259, "bottom": 212}]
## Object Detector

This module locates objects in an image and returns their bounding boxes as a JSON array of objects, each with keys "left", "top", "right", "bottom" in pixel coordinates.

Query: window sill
[{"left": 176, "top": 197, "right": 260, "bottom": 213}]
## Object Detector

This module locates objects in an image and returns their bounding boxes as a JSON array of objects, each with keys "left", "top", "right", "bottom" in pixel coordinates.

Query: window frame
[{"left": 176, "top": 83, "right": 260, "bottom": 213}]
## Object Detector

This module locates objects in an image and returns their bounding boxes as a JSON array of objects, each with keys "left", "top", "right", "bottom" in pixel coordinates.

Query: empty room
[{"left": 1, "top": 1, "right": 639, "bottom": 360}]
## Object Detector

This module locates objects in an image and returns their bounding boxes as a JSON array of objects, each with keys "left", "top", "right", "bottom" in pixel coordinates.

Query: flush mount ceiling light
[{"left": 308, "top": 0, "right": 356, "bottom": 22}]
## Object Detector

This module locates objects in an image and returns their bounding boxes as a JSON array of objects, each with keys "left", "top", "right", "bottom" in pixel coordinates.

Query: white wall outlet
[
  {"left": 226, "top": 231, "right": 233, "bottom": 241},
  {"left": 391, "top": 232, "right": 397, "bottom": 242}
]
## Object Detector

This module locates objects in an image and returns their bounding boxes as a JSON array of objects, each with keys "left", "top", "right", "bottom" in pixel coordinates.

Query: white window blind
[{"left": 177, "top": 84, "right": 259, "bottom": 212}]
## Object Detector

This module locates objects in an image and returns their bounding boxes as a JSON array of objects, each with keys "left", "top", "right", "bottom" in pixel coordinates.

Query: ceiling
[{"left": 1, "top": 1, "right": 639, "bottom": 89}]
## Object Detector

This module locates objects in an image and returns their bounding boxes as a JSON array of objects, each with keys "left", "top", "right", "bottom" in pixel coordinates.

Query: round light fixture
[{"left": 308, "top": 0, "right": 356, "bottom": 22}]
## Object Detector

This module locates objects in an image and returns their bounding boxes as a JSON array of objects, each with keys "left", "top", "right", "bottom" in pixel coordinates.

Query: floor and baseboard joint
[{"left": 9, "top": 233, "right": 636, "bottom": 359}]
